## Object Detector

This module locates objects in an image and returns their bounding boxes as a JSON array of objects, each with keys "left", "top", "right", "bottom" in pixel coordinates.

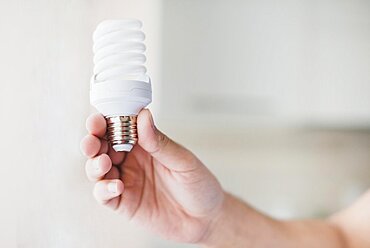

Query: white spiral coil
[{"left": 93, "top": 19, "right": 149, "bottom": 83}]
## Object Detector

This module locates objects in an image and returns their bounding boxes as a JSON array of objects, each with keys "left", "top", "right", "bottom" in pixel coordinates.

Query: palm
[{"left": 113, "top": 145, "right": 222, "bottom": 243}]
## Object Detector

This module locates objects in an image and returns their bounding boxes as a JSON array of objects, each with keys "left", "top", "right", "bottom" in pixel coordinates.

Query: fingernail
[{"left": 108, "top": 182, "right": 118, "bottom": 193}]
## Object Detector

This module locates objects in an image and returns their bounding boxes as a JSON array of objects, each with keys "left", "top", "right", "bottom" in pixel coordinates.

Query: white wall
[
  {"left": 2, "top": 0, "right": 370, "bottom": 247},
  {"left": 1, "top": 0, "right": 169, "bottom": 247},
  {"left": 160, "top": 0, "right": 370, "bottom": 128}
]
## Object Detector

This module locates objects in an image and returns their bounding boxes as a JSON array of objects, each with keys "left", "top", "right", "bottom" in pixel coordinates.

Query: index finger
[{"left": 86, "top": 113, "right": 106, "bottom": 138}]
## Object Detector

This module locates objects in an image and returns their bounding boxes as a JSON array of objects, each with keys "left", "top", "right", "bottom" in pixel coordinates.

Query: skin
[{"left": 80, "top": 109, "right": 370, "bottom": 247}]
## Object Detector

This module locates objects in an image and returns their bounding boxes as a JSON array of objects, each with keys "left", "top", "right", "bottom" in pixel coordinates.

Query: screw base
[{"left": 105, "top": 115, "right": 138, "bottom": 152}]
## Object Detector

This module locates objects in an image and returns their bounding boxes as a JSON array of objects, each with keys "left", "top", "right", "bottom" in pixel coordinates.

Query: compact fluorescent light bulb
[{"left": 90, "top": 19, "right": 152, "bottom": 152}]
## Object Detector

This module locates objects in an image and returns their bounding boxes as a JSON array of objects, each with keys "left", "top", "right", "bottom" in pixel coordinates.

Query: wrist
[
  {"left": 198, "top": 193, "right": 246, "bottom": 248},
  {"left": 198, "top": 193, "right": 283, "bottom": 248}
]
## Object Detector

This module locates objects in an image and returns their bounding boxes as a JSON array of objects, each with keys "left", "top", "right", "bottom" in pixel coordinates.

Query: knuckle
[
  {"left": 157, "top": 131, "right": 170, "bottom": 151},
  {"left": 183, "top": 149, "right": 199, "bottom": 165}
]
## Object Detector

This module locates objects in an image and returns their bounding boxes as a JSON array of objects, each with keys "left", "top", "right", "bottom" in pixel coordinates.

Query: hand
[{"left": 80, "top": 109, "right": 225, "bottom": 244}]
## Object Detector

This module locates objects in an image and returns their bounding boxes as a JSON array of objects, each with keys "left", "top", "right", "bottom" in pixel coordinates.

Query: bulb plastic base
[{"left": 106, "top": 115, "right": 138, "bottom": 152}]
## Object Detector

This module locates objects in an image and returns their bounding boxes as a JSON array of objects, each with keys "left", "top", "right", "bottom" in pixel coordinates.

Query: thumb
[{"left": 137, "top": 109, "right": 200, "bottom": 172}]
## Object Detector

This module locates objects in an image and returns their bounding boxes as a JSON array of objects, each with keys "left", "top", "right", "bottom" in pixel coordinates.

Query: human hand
[{"left": 80, "top": 109, "right": 225, "bottom": 244}]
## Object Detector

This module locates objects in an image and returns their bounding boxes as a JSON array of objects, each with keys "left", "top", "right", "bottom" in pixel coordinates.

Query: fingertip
[
  {"left": 138, "top": 109, "right": 154, "bottom": 129},
  {"left": 137, "top": 109, "right": 158, "bottom": 152},
  {"left": 80, "top": 134, "right": 101, "bottom": 158},
  {"left": 99, "top": 153, "right": 111, "bottom": 167},
  {"left": 86, "top": 113, "right": 107, "bottom": 138},
  {"left": 93, "top": 179, "right": 124, "bottom": 203},
  {"left": 97, "top": 154, "right": 112, "bottom": 175},
  {"left": 85, "top": 154, "right": 112, "bottom": 181}
]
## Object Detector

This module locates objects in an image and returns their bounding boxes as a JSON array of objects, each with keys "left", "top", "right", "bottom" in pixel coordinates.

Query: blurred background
[{"left": 2, "top": 0, "right": 369, "bottom": 247}]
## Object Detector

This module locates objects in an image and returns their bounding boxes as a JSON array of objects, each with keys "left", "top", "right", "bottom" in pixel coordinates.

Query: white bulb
[{"left": 90, "top": 19, "right": 152, "bottom": 152}]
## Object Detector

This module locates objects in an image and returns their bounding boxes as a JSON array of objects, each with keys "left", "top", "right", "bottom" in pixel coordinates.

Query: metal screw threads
[{"left": 105, "top": 115, "right": 138, "bottom": 152}]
